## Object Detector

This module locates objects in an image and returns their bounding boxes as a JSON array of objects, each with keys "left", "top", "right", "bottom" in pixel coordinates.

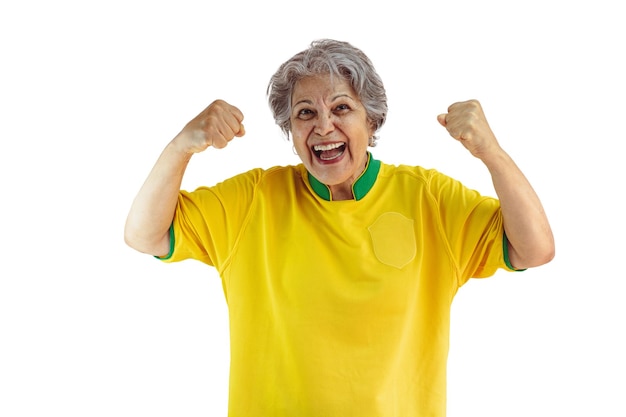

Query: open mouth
[{"left": 312, "top": 142, "right": 346, "bottom": 161}]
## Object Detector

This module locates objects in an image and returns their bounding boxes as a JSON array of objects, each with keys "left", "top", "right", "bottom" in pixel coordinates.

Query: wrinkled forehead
[{"left": 291, "top": 74, "right": 356, "bottom": 106}]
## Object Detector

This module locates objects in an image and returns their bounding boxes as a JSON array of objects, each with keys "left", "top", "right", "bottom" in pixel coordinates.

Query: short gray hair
[{"left": 267, "top": 39, "right": 388, "bottom": 145}]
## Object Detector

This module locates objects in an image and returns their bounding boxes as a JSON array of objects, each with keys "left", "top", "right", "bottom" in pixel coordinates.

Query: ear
[{"left": 368, "top": 119, "right": 377, "bottom": 137}]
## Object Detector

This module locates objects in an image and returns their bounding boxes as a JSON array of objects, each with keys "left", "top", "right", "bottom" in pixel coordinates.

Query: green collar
[{"left": 307, "top": 153, "right": 381, "bottom": 201}]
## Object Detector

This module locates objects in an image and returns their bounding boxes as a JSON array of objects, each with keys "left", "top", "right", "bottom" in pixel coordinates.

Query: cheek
[
  {"left": 290, "top": 132, "right": 309, "bottom": 157},
  {"left": 290, "top": 124, "right": 310, "bottom": 146},
  {"left": 291, "top": 130, "right": 304, "bottom": 147},
  {"left": 346, "top": 126, "right": 371, "bottom": 148}
]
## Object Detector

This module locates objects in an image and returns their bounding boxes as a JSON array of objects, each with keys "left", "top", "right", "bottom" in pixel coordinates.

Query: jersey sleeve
[
  {"left": 158, "top": 168, "right": 263, "bottom": 271},
  {"left": 426, "top": 170, "right": 518, "bottom": 285}
]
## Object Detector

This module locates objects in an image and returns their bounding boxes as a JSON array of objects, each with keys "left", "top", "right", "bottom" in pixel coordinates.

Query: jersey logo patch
[{"left": 368, "top": 212, "right": 416, "bottom": 269}]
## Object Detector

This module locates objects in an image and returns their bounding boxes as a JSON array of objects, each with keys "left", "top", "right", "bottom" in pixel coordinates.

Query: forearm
[
  {"left": 125, "top": 100, "right": 244, "bottom": 256},
  {"left": 124, "top": 139, "right": 192, "bottom": 256},
  {"left": 483, "top": 149, "right": 555, "bottom": 269}
]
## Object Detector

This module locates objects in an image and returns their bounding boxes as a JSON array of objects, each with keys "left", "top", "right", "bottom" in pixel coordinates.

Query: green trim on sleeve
[
  {"left": 503, "top": 232, "right": 527, "bottom": 271},
  {"left": 154, "top": 225, "right": 175, "bottom": 261}
]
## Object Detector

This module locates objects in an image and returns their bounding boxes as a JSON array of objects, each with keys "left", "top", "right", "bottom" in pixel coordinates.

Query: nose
[{"left": 313, "top": 111, "right": 335, "bottom": 136}]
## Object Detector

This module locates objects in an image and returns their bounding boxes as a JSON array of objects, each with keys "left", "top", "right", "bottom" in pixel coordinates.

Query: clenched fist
[
  {"left": 437, "top": 100, "right": 501, "bottom": 160},
  {"left": 175, "top": 99, "right": 245, "bottom": 154}
]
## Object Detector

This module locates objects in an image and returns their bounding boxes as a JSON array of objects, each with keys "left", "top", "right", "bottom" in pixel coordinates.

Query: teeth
[{"left": 313, "top": 143, "right": 344, "bottom": 151}]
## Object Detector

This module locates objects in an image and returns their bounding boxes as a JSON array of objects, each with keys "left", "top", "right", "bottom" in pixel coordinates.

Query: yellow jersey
[{"left": 160, "top": 153, "right": 518, "bottom": 416}]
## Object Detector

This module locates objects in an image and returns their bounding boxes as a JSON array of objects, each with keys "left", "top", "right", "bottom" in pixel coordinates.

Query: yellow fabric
[{"left": 163, "top": 160, "right": 514, "bottom": 416}]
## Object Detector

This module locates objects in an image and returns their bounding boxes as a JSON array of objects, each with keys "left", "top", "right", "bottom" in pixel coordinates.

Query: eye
[
  {"left": 334, "top": 103, "right": 351, "bottom": 113},
  {"left": 296, "top": 108, "right": 315, "bottom": 120}
]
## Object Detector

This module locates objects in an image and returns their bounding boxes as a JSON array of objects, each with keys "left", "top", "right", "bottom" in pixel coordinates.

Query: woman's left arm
[{"left": 437, "top": 100, "right": 555, "bottom": 269}]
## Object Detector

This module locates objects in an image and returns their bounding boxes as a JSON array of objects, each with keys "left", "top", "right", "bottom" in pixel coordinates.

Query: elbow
[
  {"left": 123, "top": 223, "right": 153, "bottom": 254},
  {"left": 532, "top": 245, "right": 556, "bottom": 268},
  {"left": 536, "top": 234, "right": 556, "bottom": 266},
  {"left": 545, "top": 243, "right": 556, "bottom": 264},
  {"left": 124, "top": 224, "right": 170, "bottom": 257},
  {"left": 124, "top": 227, "right": 144, "bottom": 253},
  {"left": 512, "top": 241, "right": 556, "bottom": 270}
]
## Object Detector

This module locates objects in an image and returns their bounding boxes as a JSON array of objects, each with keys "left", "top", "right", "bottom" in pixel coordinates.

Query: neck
[
  {"left": 307, "top": 152, "right": 381, "bottom": 202},
  {"left": 328, "top": 184, "right": 354, "bottom": 201}
]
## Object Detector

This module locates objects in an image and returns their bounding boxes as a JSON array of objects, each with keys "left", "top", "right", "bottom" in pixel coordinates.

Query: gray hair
[{"left": 267, "top": 39, "right": 388, "bottom": 146}]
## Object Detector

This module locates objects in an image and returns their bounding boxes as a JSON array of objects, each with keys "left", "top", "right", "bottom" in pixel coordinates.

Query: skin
[
  {"left": 290, "top": 75, "right": 375, "bottom": 200},
  {"left": 123, "top": 99, "right": 245, "bottom": 257},
  {"left": 124, "top": 94, "right": 554, "bottom": 270},
  {"left": 437, "top": 100, "right": 555, "bottom": 269}
]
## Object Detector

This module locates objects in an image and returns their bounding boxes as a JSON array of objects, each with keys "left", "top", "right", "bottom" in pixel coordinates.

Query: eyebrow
[
  {"left": 292, "top": 94, "right": 355, "bottom": 108},
  {"left": 332, "top": 93, "right": 354, "bottom": 102},
  {"left": 293, "top": 99, "right": 313, "bottom": 107}
]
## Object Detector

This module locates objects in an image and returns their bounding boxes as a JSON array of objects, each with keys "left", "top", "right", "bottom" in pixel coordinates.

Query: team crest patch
[{"left": 368, "top": 212, "right": 416, "bottom": 269}]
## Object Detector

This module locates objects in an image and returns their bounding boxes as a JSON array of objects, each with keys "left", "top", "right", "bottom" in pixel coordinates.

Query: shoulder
[
  {"left": 378, "top": 161, "right": 451, "bottom": 186},
  {"left": 261, "top": 164, "right": 304, "bottom": 180},
  {"left": 207, "top": 164, "right": 303, "bottom": 189},
  {"left": 377, "top": 160, "right": 483, "bottom": 203},
  {"left": 178, "top": 164, "right": 305, "bottom": 215}
]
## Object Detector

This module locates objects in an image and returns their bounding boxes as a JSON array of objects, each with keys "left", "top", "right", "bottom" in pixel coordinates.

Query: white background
[{"left": 1, "top": 0, "right": 624, "bottom": 416}]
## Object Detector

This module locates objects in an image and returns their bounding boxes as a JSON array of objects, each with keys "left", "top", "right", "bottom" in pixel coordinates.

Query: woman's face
[{"left": 290, "top": 74, "right": 374, "bottom": 199}]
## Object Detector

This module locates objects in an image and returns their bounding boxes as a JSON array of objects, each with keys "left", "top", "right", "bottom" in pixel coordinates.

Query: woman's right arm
[{"left": 124, "top": 100, "right": 245, "bottom": 256}]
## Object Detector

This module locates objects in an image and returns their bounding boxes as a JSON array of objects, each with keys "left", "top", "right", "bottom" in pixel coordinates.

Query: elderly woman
[{"left": 124, "top": 39, "right": 554, "bottom": 416}]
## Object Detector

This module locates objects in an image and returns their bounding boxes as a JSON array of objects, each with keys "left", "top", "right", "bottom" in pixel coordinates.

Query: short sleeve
[
  {"left": 158, "top": 168, "right": 263, "bottom": 270},
  {"left": 427, "top": 170, "right": 515, "bottom": 285}
]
